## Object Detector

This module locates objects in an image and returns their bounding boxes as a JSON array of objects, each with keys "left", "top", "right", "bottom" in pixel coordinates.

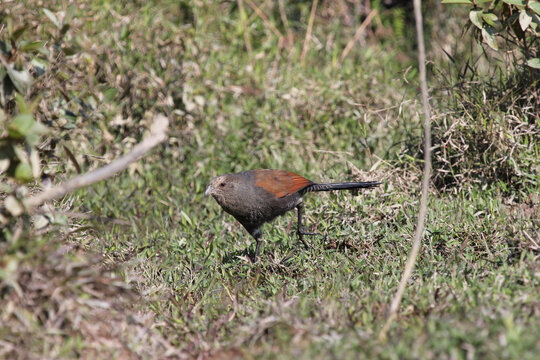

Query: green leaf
[
  {"left": 6, "top": 66, "right": 32, "bottom": 95},
  {"left": 180, "top": 210, "right": 193, "bottom": 227},
  {"left": 120, "top": 25, "right": 130, "bottom": 40},
  {"left": 481, "top": 13, "right": 500, "bottom": 28},
  {"left": 14, "top": 162, "right": 33, "bottom": 182},
  {"left": 482, "top": 26, "right": 498, "bottom": 50},
  {"left": 60, "top": 24, "right": 71, "bottom": 35},
  {"left": 519, "top": 10, "right": 533, "bottom": 30},
  {"left": 33, "top": 214, "right": 49, "bottom": 229},
  {"left": 526, "top": 58, "right": 540, "bottom": 68},
  {"left": 0, "top": 157, "right": 10, "bottom": 173},
  {"left": 0, "top": 59, "right": 5, "bottom": 77},
  {"left": 12, "top": 25, "right": 28, "bottom": 41},
  {"left": 502, "top": 0, "right": 526, "bottom": 6},
  {"left": 43, "top": 8, "right": 61, "bottom": 28},
  {"left": 12, "top": 145, "right": 28, "bottom": 163},
  {"left": 0, "top": 182, "right": 13, "bottom": 193},
  {"left": 103, "top": 88, "right": 118, "bottom": 102},
  {"left": 5, "top": 195, "right": 24, "bottom": 216},
  {"left": 24, "top": 122, "right": 49, "bottom": 145},
  {"left": 530, "top": 2, "right": 540, "bottom": 15},
  {"left": 25, "top": 133, "right": 39, "bottom": 146},
  {"left": 470, "top": 10, "right": 483, "bottom": 29},
  {"left": 28, "top": 146, "right": 40, "bottom": 178},
  {"left": 15, "top": 94, "right": 28, "bottom": 114},
  {"left": 441, "top": 0, "right": 473, "bottom": 3},
  {"left": 57, "top": 70, "right": 70, "bottom": 80},
  {"left": 531, "top": 21, "right": 539, "bottom": 33},
  {"left": 20, "top": 40, "right": 46, "bottom": 53},
  {"left": 30, "top": 121, "right": 48, "bottom": 135},
  {"left": 7, "top": 114, "right": 35, "bottom": 138},
  {"left": 32, "top": 58, "right": 50, "bottom": 72},
  {"left": 0, "top": 147, "right": 10, "bottom": 173},
  {"left": 66, "top": 4, "right": 76, "bottom": 23},
  {"left": 62, "top": 46, "right": 80, "bottom": 56}
]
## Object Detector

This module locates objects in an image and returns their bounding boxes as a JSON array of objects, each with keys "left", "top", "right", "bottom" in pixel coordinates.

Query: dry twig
[
  {"left": 278, "top": 0, "right": 293, "bottom": 47},
  {"left": 340, "top": 9, "right": 378, "bottom": 62},
  {"left": 378, "top": 0, "right": 432, "bottom": 341},
  {"left": 237, "top": 0, "right": 253, "bottom": 62},
  {"left": 24, "top": 114, "right": 169, "bottom": 211},
  {"left": 300, "top": 0, "right": 319, "bottom": 62},
  {"left": 244, "top": 0, "right": 283, "bottom": 41}
]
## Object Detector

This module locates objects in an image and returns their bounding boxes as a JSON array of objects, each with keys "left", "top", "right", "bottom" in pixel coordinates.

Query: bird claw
[
  {"left": 299, "top": 231, "right": 319, "bottom": 236},
  {"left": 298, "top": 236, "right": 310, "bottom": 249},
  {"left": 297, "top": 229, "right": 327, "bottom": 249}
]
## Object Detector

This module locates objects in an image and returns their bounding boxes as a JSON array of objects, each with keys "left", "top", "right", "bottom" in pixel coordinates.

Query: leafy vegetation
[
  {"left": 442, "top": 0, "right": 540, "bottom": 68},
  {"left": 1, "top": 0, "right": 538, "bottom": 358}
]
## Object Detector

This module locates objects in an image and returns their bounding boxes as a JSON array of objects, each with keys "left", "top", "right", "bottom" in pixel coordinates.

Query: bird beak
[{"left": 205, "top": 184, "right": 212, "bottom": 197}]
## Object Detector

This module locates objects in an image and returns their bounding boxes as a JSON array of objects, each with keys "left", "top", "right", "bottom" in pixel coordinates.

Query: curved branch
[
  {"left": 378, "top": 0, "right": 432, "bottom": 341},
  {"left": 24, "top": 114, "right": 169, "bottom": 211}
]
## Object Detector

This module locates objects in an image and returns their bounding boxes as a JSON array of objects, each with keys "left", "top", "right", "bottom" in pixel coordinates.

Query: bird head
[{"left": 205, "top": 174, "right": 234, "bottom": 200}]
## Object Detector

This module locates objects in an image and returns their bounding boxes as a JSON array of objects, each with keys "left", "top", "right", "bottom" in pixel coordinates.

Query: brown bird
[{"left": 205, "top": 169, "right": 381, "bottom": 262}]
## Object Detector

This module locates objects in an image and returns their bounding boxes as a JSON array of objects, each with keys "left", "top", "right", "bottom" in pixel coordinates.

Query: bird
[{"left": 205, "top": 169, "right": 381, "bottom": 262}]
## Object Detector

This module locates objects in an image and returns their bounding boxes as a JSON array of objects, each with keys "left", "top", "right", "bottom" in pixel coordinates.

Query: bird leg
[
  {"left": 296, "top": 203, "right": 322, "bottom": 249},
  {"left": 253, "top": 238, "right": 261, "bottom": 263},
  {"left": 247, "top": 228, "right": 263, "bottom": 263}
]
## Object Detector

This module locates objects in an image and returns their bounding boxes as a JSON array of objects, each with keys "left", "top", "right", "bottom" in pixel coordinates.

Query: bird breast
[{"left": 215, "top": 183, "right": 301, "bottom": 226}]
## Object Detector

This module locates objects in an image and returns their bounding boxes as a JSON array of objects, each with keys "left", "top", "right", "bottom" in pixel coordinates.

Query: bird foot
[
  {"left": 244, "top": 240, "right": 262, "bottom": 264},
  {"left": 297, "top": 230, "right": 327, "bottom": 249},
  {"left": 243, "top": 248, "right": 258, "bottom": 263}
]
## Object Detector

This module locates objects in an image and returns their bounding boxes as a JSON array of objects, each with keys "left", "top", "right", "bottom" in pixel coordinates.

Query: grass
[
  {"left": 84, "top": 165, "right": 538, "bottom": 358},
  {"left": 1, "top": 0, "right": 539, "bottom": 358}
]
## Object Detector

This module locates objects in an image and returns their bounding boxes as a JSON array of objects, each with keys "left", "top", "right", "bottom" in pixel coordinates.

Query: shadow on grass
[
  {"left": 221, "top": 246, "right": 300, "bottom": 268},
  {"left": 222, "top": 248, "right": 252, "bottom": 264}
]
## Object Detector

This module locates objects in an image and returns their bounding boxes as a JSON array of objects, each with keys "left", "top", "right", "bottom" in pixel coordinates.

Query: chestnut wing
[{"left": 254, "top": 169, "right": 313, "bottom": 198}]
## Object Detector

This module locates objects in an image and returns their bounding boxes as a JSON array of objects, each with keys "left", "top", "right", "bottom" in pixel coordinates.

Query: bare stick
[
  {"left": 377, "top": 0, "right": 432, "bottom": 341},
  {"left": 271, "top": 36, "right": 285, "bottom": 76},
  {"left": 237, "top": 0, "right": 253, "bottom": 62},
  {"left": 278, "top": 0, "right": 293, "bottom": 47},
  {"left": 24, "top": 114, "right": 169, "bottom": 211},
  {"left": 244, "top": 0, "right": 283, "bottom": 40},
  {"left": 300, "top": 0, "right": 318, "bottom": 62},
  {"left": 340, "top": 9, "right": 378, "bottom": 62},
  {"left": 34, "top": 209, "right": 131, "bottom": 225}
]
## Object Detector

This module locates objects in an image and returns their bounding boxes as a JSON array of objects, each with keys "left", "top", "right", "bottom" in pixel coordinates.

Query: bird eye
[{"left": 220, "top": 182, "right": 226, "bottom": 187}]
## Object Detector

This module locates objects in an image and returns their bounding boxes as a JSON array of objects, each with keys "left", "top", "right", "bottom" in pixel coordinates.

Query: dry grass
[
  {"left": 0, "top": 234, "right": 182, "bottom": 359},
  {"left": 432, "top": 69, "right": 539, "bottom": 193}
]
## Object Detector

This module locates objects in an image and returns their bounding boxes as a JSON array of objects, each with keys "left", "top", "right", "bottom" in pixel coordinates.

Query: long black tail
[{"left": 301, "top": 181, "right": 382, "bottom": 194}]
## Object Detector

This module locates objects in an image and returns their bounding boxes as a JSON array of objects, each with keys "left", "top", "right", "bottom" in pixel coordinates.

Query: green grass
[
  {"left": 83, "top": 161, "right": 538, "bottom": 358},
  {"left": 1, "top": 0, "right": 539, "bottom": 358}
]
